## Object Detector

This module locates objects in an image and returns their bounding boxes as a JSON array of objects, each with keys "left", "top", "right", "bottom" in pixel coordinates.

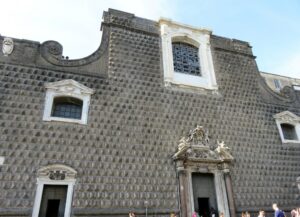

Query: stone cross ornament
[{"left": 2, "top": 37, "right": 14, "bottom": 56}]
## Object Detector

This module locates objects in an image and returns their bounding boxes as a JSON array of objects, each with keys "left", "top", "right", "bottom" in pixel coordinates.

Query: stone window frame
[
  {"left": 43, "top": 79, "right": 94, "bottom": 125},
  {"left": 32, "top": 164, "right": 77, "bottom": 217},
  {"left": 159, "top": 18, "right": 218, "bottom": 90},
  {"left": 274, "top": 111, "right": 300, "bottom": 144}
]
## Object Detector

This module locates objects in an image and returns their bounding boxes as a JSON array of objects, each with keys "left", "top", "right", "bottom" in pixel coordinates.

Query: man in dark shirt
[{"left": 272, "top": 203, "right": 285, "bottom": 217}]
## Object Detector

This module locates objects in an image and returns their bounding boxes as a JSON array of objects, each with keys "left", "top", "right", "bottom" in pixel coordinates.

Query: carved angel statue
[
  {"left": 215, "top": 141, "right": 233, "bottom": 160},
  {"left": 178, "top": 137, "right": 189, "bottom": 151},
  {"left": 216, "top": 140, "right": 229, "bottom": 153}
]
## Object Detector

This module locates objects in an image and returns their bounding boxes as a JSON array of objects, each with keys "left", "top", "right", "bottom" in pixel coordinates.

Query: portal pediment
[{"left": 173, "top": 125, "right": 234, "bottom": 163}]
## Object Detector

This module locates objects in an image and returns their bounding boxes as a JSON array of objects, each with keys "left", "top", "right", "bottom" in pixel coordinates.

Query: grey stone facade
[{"left": 0, "top": 8, "right": 300, "bottom": 217}]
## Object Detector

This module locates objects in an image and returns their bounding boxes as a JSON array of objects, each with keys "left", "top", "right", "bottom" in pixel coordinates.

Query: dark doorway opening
[
  {"left": 192, "top": 173, "right": 218, "bottom": 216},
  {"left": 38, "top": 185, "right": 67, "bottom": 217},
  {"left": 46, "top": 199, "right": 60, "bottom": 217},
  {"left": 198, "top": 198, "right": 209, "bottom": 217}
]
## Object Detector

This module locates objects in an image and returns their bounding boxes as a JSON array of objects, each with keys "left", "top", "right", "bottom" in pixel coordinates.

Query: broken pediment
[
  {"left": 44, "top": 79, "right": 95, "bottom": 95},
  {"left": 174, "top": 126, "right": 234, "bottom": 163}
]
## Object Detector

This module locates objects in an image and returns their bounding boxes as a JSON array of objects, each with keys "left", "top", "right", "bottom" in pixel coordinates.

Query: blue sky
[{"left": 1, "top": 0, "right": 299, "bottom": 78}]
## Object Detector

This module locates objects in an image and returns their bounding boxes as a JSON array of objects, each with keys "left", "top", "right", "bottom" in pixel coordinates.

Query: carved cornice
[
  {"left": 102, "top": 9, "right": 159, "bottom": 35},
  {"left": 159, "top": 18, "right": 212, "bottom": 35}
]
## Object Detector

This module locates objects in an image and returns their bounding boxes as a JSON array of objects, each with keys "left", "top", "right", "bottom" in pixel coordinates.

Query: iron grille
[
  {"left": 172, "top": 42, "right": 201, "bottom": 76},
  {"left": 52, "top": 97, "right": 82, "bottom": 119}
]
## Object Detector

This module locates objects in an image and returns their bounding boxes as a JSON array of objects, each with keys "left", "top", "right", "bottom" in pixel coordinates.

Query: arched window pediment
[{"left": 37, "top": 164, "right": 77, "bottom": 181}]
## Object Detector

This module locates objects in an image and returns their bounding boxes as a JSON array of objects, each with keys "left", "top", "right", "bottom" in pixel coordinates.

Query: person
[
  {"left": 245, "top": 212, "right": 251, "bottom": 217},
  {"left": 219, "top": 212, "right": 224, "bottom": 217},
  {"left": 210, "top": 207, "right": 217, "bottom": 217},
  {"left": 258, "top": 211, "right": 265, "bottom": 217},
  {"left": 241, "top": 212, "right": 246, "bottom": 217},
  {"left": 272, "top": 203, "right": 285, "bottom": 217},
  {"left": 192, "top": 212, "right": 198, "bottom": 217},
  {"left": 292, "top": 208, "right": 300, "bottom": 217},
  {"left": 291, "top": 208, "right": 297, "bottom": 217},
  {"left": 129, "top": 212, "right": 135, "bottom": 217},
  {"left": 170, "top": 212, "right": 177, "bottom": 217}
]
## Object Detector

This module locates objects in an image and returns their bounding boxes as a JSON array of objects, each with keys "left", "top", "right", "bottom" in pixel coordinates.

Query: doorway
[
  {"left": 38, "top": 185, "right": 67, "bottom": 217},
  {"left": 198, "top": 198, "right": 210, "bottom": 217},
  {"left": 192, "top": 173, "right": 218, "bottom": 217}
]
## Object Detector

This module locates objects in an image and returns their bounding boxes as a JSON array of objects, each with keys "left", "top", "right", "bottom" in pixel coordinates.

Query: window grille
[
  {"left": 172, "top": 42, "right": 201, "bottom": 76},
  {"left": 52, "top": 97, "right": 82, "bottom": 119}
]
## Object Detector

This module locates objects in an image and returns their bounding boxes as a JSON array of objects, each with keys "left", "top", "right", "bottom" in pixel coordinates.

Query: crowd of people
[
  {"left": 128, "top": 204, "right": 300, "bottom": 217},
  {"left": 240, "top": 204, "right": 300, "bottom": 217}
]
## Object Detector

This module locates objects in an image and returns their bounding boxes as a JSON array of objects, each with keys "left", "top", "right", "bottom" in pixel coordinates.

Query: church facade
[{"left": 0, "top": 8, "right": 300, "bottom": 217}]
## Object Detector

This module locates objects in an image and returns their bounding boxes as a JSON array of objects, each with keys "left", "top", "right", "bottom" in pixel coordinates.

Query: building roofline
[{"left": 260, "top": 71, "right": 300, "bottom": 80}]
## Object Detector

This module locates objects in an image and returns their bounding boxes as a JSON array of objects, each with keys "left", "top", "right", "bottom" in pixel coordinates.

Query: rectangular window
[
  {"left": 274, "top": 79, "right": 281, "bottom": 90},
  {"left": 281, "top": 123, "right": 298, "bottom": 141}
]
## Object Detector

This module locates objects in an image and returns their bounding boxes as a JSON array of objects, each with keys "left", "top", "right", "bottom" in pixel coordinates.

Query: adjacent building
[
  {"left": 0, "top": 9, "right": 300, "bottom": 217},
  {"left": 260, "top": 72, "right": 300, "bottom": 93}
]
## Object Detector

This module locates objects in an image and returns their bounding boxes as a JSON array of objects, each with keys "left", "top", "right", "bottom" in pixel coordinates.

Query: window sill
[
  {"left": 281, "top": 139, "right": 300, "bottom": 148},
  {"left": 165, "top": 72, "right": 218, "bottom": 91},
  {"left": 282, "top": 139, "right": 300, "bottom": 144},
  {"left": 43, "top": 116, "right": 86, "bottom": 125}
]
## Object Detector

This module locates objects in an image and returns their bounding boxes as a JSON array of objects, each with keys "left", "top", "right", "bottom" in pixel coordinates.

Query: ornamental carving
[
  {"left": 37, "top": 164, "right": 77, "bottom": 180},
  {"left": 44, "top": 79, "right": 95, "bottom": 95},
  {"left": 280, "top": 86, "right": 297, "bottom": 101},
  {"left": 173, "top": 126, "right": 233, "bottom": 164},
  {"left": 2, "top": 37, "right": 14, "bottom": 56},
  {"left": 187, "top": 125, "right": 209, "bottom": 146},
  {"left": 49, "top": 170, "right": 66, "bottom": 180}
]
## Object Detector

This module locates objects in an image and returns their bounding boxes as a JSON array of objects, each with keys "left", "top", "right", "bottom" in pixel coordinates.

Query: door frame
[
  {"left": 32, "top": 179, "right": 75, "bottom": 217},
  {"left": 32, "top": 164, "right": 77, "bottom": 217}
]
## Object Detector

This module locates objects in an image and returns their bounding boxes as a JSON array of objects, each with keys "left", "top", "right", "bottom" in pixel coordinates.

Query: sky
[{"left": 0, "top": 0, "right": 299, "bottom": 78}]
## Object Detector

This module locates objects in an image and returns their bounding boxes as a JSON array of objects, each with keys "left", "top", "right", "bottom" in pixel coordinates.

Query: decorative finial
[{"left": 2, "top": 37, "right": 14, "bottom": 56}]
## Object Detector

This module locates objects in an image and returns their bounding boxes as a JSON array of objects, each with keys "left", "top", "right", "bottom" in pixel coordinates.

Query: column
[
  {"left": 224, "top": 173, "right": 236, "bottom": 217},
  {"left": 214, "top": 171, "right": 230, "bottom": 217}
]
